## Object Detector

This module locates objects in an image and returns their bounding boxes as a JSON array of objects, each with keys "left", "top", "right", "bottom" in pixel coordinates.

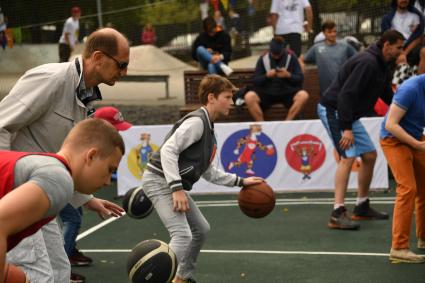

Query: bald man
[{"left": 0, "top": 28, "right": 130, "bottom": 283}]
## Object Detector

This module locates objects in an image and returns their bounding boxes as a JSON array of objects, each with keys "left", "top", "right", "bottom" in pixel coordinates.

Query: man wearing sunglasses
[{"left": 0, "top": 27, "right": 129, "bottom": 283}]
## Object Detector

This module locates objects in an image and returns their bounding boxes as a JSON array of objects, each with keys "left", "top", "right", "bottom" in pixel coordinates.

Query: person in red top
[
  {"left": 141, "top": 23, "right": 157, "bottom": 45},
  {"left": 0, "top": 118, "right": 125, "bottom": 283}
]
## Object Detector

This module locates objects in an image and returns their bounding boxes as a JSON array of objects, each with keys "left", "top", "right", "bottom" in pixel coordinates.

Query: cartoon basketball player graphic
[
  {"left": 136, "top": 133, "right": 153, "bottom": 175},
  {"left": 227, "top": 124, "right": 275, "bottom": 175},
  {"left": 295, "top": 144, "right": 316, "bottom": 180}
]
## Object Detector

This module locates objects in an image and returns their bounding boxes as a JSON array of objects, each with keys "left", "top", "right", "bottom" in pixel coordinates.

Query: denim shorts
[{"left": 317, "top": 103, "right": 376, "bottom": 158}]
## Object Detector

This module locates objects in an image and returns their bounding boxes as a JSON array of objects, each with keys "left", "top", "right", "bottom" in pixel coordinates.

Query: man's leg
[
  {"left": 244, "top": 91, "right": 264, "bottom": 121},
  {"left": 58, "top": 43, "right": 70, "bottom": 63},
  {"left": 317, "top": 103, "right": 360, "bottom": 230},
  {"left": 334, "top": 157, "right": 356, "bottom": 206},
  {"left": 350, "top": 120, "right": 388, "bottom": 220},
  {"left": 285, "top": 90, "right": 309, "bottom": 120},
  {"left": 7, "top": 231, "right": 55, "bottom": 283},
  {"left": 381, "top": 138, "right": 424, "bottom": 263},
  {"left": 59, "top": 204, "right": 82, "bottom": 257},
  {"left": 42, "top": 219, "right": 72, "bottom": 283},
  {"left": 282, "top": 33, "right": 302, "bottom": 57},
  {"left": 413, "top": 144, "right": 425, "bottom": 249},
  {"left": 357, "top": 151, "right": 377, "bottom": 198},
  {"left": 196, "top": 46, "right": 213, "bottom": 72}
]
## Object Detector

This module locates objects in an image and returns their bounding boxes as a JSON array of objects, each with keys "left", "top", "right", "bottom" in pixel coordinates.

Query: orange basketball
[
  {"left": 238, "top": 182, "right": 275, "bottom": 218},
  {"left": 4, "top": 264, "right": 29, "bottom": 283}
]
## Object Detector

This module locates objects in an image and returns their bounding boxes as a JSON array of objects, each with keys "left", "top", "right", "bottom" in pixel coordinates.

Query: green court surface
[{"left": 75, "top": 185, "right": 425, "bottom": 283}]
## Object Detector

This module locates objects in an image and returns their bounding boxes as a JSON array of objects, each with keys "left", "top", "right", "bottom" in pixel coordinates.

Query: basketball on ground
[
  {"left": 122, "top": 186, "right": 153, "bottom": 219},
  {"left": 238, "top": 182, "right": 276, "bottom": 218},
  {"left": 127, "top": 239, "right": 177, "bottom": 283},
  {"left": 4, "top": 264, "right": 29, "bottom": 283}
]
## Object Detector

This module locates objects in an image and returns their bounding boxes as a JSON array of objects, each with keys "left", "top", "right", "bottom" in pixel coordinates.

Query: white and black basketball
[
  {"left": 127, "top": 239, "right": 177, "bottom": 283},
  {"left": 122, "top": 186, "right": 153, "bottom": 219}
]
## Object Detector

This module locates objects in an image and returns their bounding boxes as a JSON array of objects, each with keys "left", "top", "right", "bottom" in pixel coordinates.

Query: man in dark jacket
[
  {"left": 317, "top": 30, "right": 404, "bottom": 230},
  {"left": 192, "top": 16, "right": 233, "bottom": 75},
  {"left": 244, "top": 36, "right": 309, "bottom": 121},
  {"left": 381, "top": 0, "right": 425, "bottom": 73}
]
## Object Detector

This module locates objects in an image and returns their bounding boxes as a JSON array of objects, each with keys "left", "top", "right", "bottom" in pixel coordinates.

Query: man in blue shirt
[{"left": 380, "top": 74, "right": 425, "bottom": 263}]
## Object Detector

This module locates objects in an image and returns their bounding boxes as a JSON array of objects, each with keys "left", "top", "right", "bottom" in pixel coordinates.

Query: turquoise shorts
[{"left": 317, "top": 103, "right": 376, "bottom": 158}]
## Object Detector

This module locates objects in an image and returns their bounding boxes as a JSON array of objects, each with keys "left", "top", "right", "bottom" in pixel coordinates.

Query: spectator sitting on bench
[
  {"left": 192, "top": 16, "right": 233, "bottom": 76},
  {"left": 244, "top": 36, "right": 309, "bottom": 121}
]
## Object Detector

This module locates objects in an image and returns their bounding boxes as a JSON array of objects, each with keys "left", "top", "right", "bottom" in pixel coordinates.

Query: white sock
[
  {"left": 334, "top": 203, "right": 344, "bottom": 210},
  {"left": 356, "top": 196, "right": 368, "bottom": 205}
]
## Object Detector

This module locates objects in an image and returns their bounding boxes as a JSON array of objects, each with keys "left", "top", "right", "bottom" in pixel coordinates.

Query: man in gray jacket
[{"left": 0, "top": 27, "right": 129, "bottom": 283}]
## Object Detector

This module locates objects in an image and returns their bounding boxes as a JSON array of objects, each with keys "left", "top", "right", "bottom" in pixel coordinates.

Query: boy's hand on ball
[
  {"left": 242, "top": 177, "right": 264, "bottom": 186},
  {"left": 172, "top": 190, "right": 190, "bottom": 212}
]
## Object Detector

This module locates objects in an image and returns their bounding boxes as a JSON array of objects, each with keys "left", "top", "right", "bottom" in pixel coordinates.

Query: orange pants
[{"left": 380, "top": 137, "right": 425, "bottom": 249}]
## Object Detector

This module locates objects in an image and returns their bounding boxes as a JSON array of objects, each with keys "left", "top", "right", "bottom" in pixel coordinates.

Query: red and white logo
[{"left": 285, "top": 134, "right": 326, "bottom": 180}]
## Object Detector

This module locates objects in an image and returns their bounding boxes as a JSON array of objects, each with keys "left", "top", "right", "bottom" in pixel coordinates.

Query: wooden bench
[
  {"left": 120, "top": 75, "right": 171, "bottom": 99},
  {"left": 180, "top": 68, "right": 320, "bottom": 122}
]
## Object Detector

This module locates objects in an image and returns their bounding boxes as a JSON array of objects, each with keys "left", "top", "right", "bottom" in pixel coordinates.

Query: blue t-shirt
[
  {"left": 380, "top": 74, "right": 425, "bottom": 140},
  {"left": 303, "top": 40, "right": 356, "bottom": 95}
]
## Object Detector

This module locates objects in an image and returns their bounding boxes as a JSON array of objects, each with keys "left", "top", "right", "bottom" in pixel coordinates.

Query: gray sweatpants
[
  {"left": 142, "top": 171, "right": 210, "bottom": 280},
  {"left": 7, "top": 218, "right": 71, "bottom": 283}
]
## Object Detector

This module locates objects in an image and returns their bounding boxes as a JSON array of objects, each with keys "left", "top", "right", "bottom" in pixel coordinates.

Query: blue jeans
[
  {"left": 196, "top": 46, "right": 223, "bottom": 74},
  {"left": 59, "top": 204, "right": 83, "bottom": 257}
]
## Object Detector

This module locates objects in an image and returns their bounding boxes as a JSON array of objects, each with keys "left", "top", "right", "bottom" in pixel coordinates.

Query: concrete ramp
[{"left": 99, "top": 45, "right": 196, "bottom": 106}]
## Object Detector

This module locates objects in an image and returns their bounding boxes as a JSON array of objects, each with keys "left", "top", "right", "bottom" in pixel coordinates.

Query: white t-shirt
[
  {"left": 270, "top": 0, "right": 311, "bottom": 35},
  {"left": 59, "top": 17, "right": 79, "bottom": 48},
  {"left": 391, "top": 11, "right": 420, "bottom": 40},
  {"left": 414, "top": 2, "right": 425, "bottom": 34}
]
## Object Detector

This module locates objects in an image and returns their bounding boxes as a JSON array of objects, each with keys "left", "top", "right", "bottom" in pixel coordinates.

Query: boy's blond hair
[
  {"left": 62, "top": 118, "right": 125, "bottom": 157},
  {"left": 198, "top": 74, "right": 237, "bottom": 105}
]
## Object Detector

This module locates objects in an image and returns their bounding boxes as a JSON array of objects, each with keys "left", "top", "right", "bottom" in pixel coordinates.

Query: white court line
[
  {"left": 78, "top": 249, "right": 425, "bottom": 258},
  {"left": 195, "top": 196, "right": 395, "bottom": 204},
  {"left": 76, "top": 197, "right": 395, "bottom": 241},
  {"left": 76, "top": 212, "right": 126, "bottom": 241}
]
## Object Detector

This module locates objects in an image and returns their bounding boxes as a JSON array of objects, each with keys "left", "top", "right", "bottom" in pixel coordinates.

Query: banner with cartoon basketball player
[{"left": 117, "top": 118, "right": 388, "bottom": 195}]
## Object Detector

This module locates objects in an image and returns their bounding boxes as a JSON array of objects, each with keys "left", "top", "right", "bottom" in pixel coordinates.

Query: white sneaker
[
  {"left": 220, "top": 63, "right": 233, "bottom": 76},
  {"left": 389, "top": 248, "right": 425, "bottom": 263}
]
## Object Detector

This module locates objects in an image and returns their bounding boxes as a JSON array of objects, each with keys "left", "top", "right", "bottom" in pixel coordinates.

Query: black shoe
[
  {"left": 69, "top": 249, "right": 93, "bottom": 266},
  {"left": 186, "top": 279, "right": 197, "bottom": 283},
  {"left": 352, "top": 199, "right": 389, "bottom": 220},
  {"left": 328, "top": 206, "right": 360, "bottom": 230},
  {"left": 70, "top": 272, "right": 85, "bottom": 283}
]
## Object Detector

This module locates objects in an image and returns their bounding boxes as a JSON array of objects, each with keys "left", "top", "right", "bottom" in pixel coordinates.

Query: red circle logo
[{"left": 285, "top": 134, "right": 326, "bottom": 180}]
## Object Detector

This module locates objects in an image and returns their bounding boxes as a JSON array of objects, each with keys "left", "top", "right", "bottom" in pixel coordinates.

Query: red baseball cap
[{"left": 94, "top": 106, "right": 132, "bottom": 131}]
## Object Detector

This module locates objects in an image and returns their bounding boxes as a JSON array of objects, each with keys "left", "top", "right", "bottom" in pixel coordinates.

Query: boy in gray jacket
[{"left": 143, "top": 75, "right": 263, "bottom": 283}]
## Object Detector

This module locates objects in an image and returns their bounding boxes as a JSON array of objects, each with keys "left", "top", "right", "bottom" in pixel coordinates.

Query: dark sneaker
[
  {"left": 69, "top": 249, "right": 93, "bottom": 266},
  {"left": 328, "top": 206, "right": 360, "bottom": 230},
  {"left": 186, "top": 279, "right": 197, "bottom": 283},
  {"left": 352, "top": 199, "right": 389, "bottom": 220},
  {"left": 70, "top": 272, "right": 85, "bottom": 283}
]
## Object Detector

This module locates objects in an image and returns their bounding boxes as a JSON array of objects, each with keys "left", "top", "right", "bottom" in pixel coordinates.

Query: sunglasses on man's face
[{"left": 101, "top": 51, "right": 129, "bottom": 70}]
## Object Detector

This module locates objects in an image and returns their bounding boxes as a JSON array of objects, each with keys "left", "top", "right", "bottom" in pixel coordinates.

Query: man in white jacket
[{"left": 0, "top": 27, "right": 129, "bottom": 283}]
